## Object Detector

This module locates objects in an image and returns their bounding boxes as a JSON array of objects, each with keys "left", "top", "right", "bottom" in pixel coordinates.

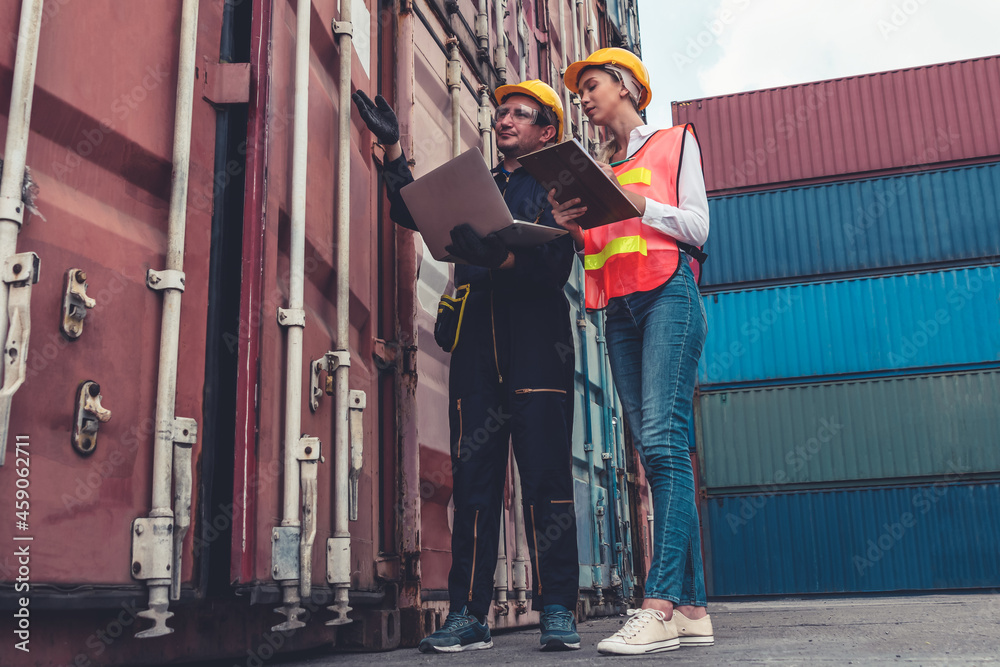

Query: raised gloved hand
[
  {"left": 445, "top": 223, "right": 510, "bottom": 269},
  {"left": 352, "top": 91, "right": 400, "bottom": 145}
]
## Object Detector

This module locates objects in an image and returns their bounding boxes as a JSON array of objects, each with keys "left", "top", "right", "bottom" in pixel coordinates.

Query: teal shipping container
[
  {"left": 697, "top": 369, "right": 1000, "bottom": 491},
  {"left": 699, "top": 265, "right": 1000, "bottom": 387}
]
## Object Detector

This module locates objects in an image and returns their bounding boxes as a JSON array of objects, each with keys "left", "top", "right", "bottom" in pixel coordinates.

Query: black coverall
[{"left": 382, "top": 152, "right": 579, "bottom": 618}]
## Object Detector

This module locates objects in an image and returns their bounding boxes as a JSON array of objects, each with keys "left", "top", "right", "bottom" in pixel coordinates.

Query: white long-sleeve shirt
[{"left": 626, "top": 124, "right": 710, "bottom": 247}]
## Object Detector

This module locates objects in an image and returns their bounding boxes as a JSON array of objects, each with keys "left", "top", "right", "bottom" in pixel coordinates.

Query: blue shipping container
[
  {"left": 699, "top": 264, "right": 1000, "bottom": 386},
  {"left": 705, "top": 482, "right": 1000, "bottom": 596},
  {"left": 701, "top": 162, "right": 1000, "bottom": 289}
]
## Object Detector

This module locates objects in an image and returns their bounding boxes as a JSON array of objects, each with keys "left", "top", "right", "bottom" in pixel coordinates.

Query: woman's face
[{"left": 578, "top": 68, "right": 629, "bottom": 126}]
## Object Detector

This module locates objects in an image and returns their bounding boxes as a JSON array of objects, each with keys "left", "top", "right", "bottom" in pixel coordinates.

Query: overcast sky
[{"left": 637, "top": 0, "right": 1000, "bottom": 128}]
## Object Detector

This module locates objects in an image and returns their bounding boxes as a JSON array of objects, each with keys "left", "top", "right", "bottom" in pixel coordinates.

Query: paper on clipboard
[
  {"left": 518, "top": 138, "right": 640, "bottom": 229},
  {"left": 400, "top": 148, "right": 567, "bottom": 263}
]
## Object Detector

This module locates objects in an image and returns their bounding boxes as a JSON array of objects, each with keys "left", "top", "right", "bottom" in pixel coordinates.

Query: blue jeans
[{"left": 604, "top": 260, "right": 707, "bottom": 607}]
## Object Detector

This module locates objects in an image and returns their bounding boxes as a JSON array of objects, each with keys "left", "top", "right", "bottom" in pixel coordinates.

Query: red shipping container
[{"left": 673, "top": 55, "right": 1000, "bottom": 194}]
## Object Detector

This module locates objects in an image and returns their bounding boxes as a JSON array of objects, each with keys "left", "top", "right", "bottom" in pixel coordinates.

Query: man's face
[{"left": 494, "top": 94, "right": 556, "bottom": 157}]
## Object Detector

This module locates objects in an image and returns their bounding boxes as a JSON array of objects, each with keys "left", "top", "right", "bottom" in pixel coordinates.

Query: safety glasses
[{"left": 493, "top": 103, "right": 544, "bottom": 128}]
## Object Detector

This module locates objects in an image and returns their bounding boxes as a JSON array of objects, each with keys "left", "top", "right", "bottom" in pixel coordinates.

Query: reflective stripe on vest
[
  {"left": 583, "top": 235, "right": 647, "bottom": 271},
  {"left": 616, "top": 167, "right": 652, "bottom": 187}
]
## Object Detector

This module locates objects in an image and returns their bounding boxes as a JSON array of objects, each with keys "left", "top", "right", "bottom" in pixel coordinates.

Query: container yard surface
[{"left": 225, "top": 593, "right": 999, "bottom": 666}]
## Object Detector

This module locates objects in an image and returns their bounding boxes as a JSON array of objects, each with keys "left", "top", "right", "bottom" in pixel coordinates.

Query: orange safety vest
[{"left": 583, "top": 124, "right": 699, "bottom": 310}]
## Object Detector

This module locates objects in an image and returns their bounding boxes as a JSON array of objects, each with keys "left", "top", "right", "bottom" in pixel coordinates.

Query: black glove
[
  {"left": 445, "top": 223, "right": 510, "bottom": 269},
  {"left": 352, "top": 91, "right": 400, "bottom": 145}
]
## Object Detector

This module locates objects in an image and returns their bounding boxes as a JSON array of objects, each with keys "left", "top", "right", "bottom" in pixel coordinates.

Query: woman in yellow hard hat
[{"left": 550, "top": 47, "right": 714, "bottom": 656}]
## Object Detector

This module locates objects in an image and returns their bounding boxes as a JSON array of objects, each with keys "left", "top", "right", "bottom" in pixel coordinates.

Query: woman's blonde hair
[{"left": 594, "top": 135, "right": 618, "bottom": 164}]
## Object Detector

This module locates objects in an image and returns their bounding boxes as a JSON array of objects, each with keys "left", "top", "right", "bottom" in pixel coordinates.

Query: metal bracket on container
[
  {"left": 477, "top": 86, "right": 493, "bottom": 132},
  {"left": 72, "top": 381, "right": 112, "bottom": 456},
  {"left": 0, "top": 252, "right": 40, "bottom": 467},
  {"left": 172, "top": 417, "right": 198, "bottom": 445},
  {"left": 309, "top": 351, "right": 351, "bottom": 411},
  {"left": 201, "top": 60, "right": 251, "bottom": 105},
  {"left": 272, "top": 526, "right": 301, "bottom": 581},
  {"left": 171, "top": 419, "right": 196, "bottom": 601},
  {"left": 332, "top": 20, "right": 353, "bottom": 37},
  {"left": 146, "top": 269, "right": 185, "bottom": 292},
  {"left": 277, "top": 307, "right": 305, "bottom": 328},
  {"left": 0, "top": 195, "right": 25, "bottom": 227},
  {"left": 298, "top": 436, "right": 321, "bottom": 598},
  {"left": 349, "top": 390, "right": 366, "bottom": 521},
  {"left": 131, "top": 517, "right": 174, "bottom": 580},
  {"left": 61, "top": 269, "right": 96, "bottom": 339},
  {"left": 372, "top": 338, "right": 417, "bottom": 376}
]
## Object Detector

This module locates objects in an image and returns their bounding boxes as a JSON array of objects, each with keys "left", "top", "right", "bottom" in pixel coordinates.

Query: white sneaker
[
  {"left": 673, "top": 609, "right": 715, "bottom": 646},
  {"left": 597, "top": 608, "right": 680, "bottom": 655}
]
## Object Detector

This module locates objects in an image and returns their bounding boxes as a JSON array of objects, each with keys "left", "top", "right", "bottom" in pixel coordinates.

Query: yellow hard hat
[
  {"left": 564, "top": 47, "right": 652, "bottom": 110},
  {"left": 494, "top": 79, "right": 565, "bottom": 140}
]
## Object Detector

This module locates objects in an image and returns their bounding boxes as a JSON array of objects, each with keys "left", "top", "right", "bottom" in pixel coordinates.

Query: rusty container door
[
  {"left": 0, "top": 0, "right": 219, "bottom": 611},
  {"left": 231, "top": 0, "right": 393, "bottom": 635}
]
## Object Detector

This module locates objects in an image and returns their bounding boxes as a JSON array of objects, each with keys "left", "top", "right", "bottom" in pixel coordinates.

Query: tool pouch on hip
[{"left": 434, "top": 284, "right": 471, "bottom": 353}]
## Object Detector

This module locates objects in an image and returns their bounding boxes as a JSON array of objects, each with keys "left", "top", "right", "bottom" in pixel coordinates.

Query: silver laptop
[{"left": 400, "top": 148, "right": 567, "bottom": 262}]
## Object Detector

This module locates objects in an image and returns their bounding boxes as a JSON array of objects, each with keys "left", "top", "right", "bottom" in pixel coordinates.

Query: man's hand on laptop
[{"left": 446, "top": 224, "right": 512, "bottom": 269}]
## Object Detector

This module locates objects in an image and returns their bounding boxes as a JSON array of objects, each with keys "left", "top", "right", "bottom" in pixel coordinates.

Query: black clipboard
[{"left": 518, "top": 139, "right": 640, "bottom": 229}]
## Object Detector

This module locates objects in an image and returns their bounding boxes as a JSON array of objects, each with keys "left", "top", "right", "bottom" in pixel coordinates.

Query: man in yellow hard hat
[{"left": 353, "top": 81, "right": 581, "bottom": 653}]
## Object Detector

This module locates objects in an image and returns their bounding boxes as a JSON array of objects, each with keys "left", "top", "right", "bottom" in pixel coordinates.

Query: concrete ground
[{"left": 247, "top": 593, "right": 1000, "bottom": 666}]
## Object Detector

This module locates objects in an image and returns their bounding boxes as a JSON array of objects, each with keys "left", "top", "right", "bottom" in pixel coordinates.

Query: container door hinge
[
  {"left": 170, "top": 417, "right": 197, "bottom": 601},
  {"left": 349, "top": 390, "right": 366, "bottom": 521},
  {"left": 298, "top": 435, "right": 321, "bottom": 599},
  {"left": 0, "top": 252, "right": 39, "bottom": 467},
  {"left": 61, "top": 269, "right": 96, "bottom": 339},
  {"left": 309, "top": 351, "right": 351, "bottom": 411},
  {"left": 372, "top": 338, "right": 417, "bottom": 375},
  {"left": 131, "top": 517, "right": 174, "bottom": 582},
  {"left": 270, "top": 530, "right": 299, "bottom": 586}
]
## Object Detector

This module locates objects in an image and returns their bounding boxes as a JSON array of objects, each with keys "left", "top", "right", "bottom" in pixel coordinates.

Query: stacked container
[{"left": 673, "top": 56, "right": 1000, "bottom": 596}]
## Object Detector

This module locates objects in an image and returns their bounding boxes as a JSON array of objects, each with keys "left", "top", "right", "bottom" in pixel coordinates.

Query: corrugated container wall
[
  {"left": 672, "top": 56, "right": 1000, "bottom": 194},
  {"left": 699, "top": 163, "right": 1000, "bottom": 289},
  {"left": 681, "top": 56, "right": 1000, "bottom": 598},
  {"left": 705, "top": 483, "right": 1000, "bottom": 596},
  {"left": 698, "top": 369, "right": 1000, "bottom": 491},
  {"left": 700, "top": 265, "right": 1000, "bottom": 386}
]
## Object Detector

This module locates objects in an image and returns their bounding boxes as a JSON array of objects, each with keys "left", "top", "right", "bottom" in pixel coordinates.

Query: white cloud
[
  {"left": 699, "top": 0, "right": 1000, "bottom": 95},
  {"left": 640, "top": 0, "right": 1000, "bottom": 125}
]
